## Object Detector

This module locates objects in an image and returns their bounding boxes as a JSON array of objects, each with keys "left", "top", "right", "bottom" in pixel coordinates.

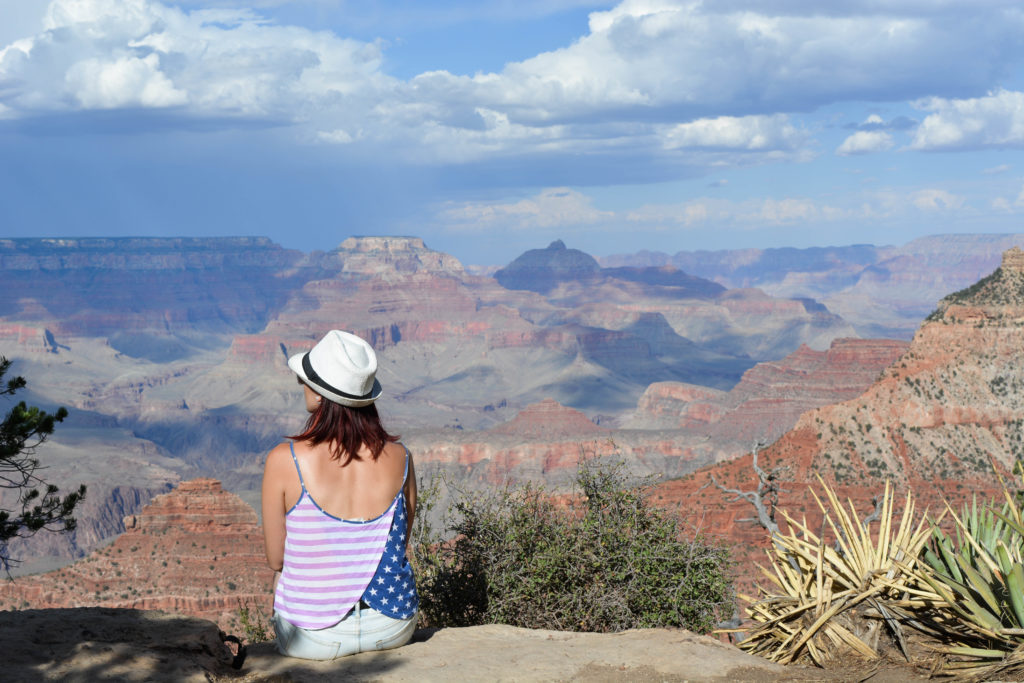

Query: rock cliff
[
  {"left": 0, "top": 479, "right": 275, "bottom": 632},
  {"left": 0, "top": 237, "right": 334, "bottom": 358},
  {"left": 657, "top": 248, "right": 1024, "bottom": 594},
  {"left": 336, "top": 236, "right": 466, "bottom": 278},
  {"left": 0, "top": 234, "right": 923, "bottom": 571},
  {"left": 628, "top": 337, "right": 908, "bottom": 461},
  {"left": 494, "top": 239, "right": 601, "bottom": 293}
]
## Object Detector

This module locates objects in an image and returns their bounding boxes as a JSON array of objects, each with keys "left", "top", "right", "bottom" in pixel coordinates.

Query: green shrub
[
  {"left": 413, "top": 457, "right": 733, "bottom": 633},
  {"left": 236, "top": 599, "right": 272, "bottom": 644}
]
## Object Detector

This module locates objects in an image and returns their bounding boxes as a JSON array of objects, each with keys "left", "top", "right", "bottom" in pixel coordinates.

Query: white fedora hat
[{"left": 288, "top": 330, "right": 383, "bottom": 407}]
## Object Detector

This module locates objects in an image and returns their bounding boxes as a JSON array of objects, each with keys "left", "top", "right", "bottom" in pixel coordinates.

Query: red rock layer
[
  {"left": 489, "top": 398, "right": 608, "bottom": 440},
  {"left": 0, "top": 479, "right": 275, "bottom": 633},
  {"left": 655, "top": 249, "right": 1024, "bottom": 596},
  {"left": 630, "top": 338, "right": 908, "bottom": 458}
]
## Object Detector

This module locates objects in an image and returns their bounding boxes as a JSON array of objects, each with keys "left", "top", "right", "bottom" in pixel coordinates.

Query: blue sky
[{"left": 3, "top": 0, "right": 1024, "bottom": 265}]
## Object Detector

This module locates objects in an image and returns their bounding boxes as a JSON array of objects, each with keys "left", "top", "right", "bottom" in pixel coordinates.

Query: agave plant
[
  {"left": 738, "top": 478, "right": 935, "bottom": 666},
  {"left": 914, "top": 487, "right": 1024, "bottom": 679}
]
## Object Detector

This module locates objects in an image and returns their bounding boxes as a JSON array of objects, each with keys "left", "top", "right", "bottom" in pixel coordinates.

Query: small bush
[
  {"left": 236, "top": 599, "right": 272, "bottom": 644},
  {"left": 413, "top": 457, "right": 733, "bottom": 633}
]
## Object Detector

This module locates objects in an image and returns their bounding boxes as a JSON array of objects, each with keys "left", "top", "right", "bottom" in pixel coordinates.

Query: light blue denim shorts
[{"left": 273, "top": 602, "right": 417, "bottom": 660}]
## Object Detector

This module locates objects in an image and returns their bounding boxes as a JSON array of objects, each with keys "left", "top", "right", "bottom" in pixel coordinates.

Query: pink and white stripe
[{"left": 274, "top": 493, "right": 397, "bottom": 629}]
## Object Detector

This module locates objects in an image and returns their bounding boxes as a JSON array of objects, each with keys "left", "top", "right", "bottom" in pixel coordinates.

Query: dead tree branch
[{"left": 710, "top": 441, "right": 785, "bottom": 538}]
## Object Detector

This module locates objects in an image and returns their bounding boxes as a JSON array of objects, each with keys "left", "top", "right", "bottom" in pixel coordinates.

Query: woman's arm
[{"left": 261, "top": 443, "right": 291, "bottom": 572}]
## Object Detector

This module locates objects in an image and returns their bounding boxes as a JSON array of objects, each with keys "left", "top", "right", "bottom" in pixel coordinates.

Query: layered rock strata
[
  {"left": 0, "top": 479, "right": 274, "bottom": 632},
  {"left": 657, "top": 248, "right": 1024, "bottom": 594}
]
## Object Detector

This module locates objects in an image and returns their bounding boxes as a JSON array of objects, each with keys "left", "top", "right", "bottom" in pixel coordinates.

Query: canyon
[
  {"left": 604, "top": 233, "right": 1024, "bottom": 338},
  {"left": 0, "top": 233, "right": 1017, "bottom": 586}
]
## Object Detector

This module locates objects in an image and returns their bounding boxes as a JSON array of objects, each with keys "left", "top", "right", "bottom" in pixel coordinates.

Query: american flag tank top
[{"left": 273, "top": 442, "right": 415, "bottom": 629}]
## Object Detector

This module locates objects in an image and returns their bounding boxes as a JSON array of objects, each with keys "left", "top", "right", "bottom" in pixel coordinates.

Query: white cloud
[
  {"left": 625, "top": 199, "right": 726, "bottom": 227},
  {"left": 1, "top": 0, "right": 394, "bottom": 118},
  {"left": 911, "top": 189, "right": 965, "bottom": 211},
  {"left": 316, "top": 128, "right": 355, "bottom": 144},
  {"left": 432, "top": 181, "right": 991, "bottom": 238},
  {"left": 910, "top": 89, "right": 1024, "bottom": 151},
  {"left": 984, "top": 164, "right": 1012, "bottom": 175},
  {"left": 836, "top": 130, "right": 894, "bottom": 156},
  {"left": 662, "top": 114, "right": 805, "bottom": 151},
  {"left": 438, "top": 188, "right": 614, "bottom": 231},
  {"left": 752, "top": 197, "right": 820, "bottom": 223},
  {"left": 65, "top": 53, "right": 187, "bottom": 108},
  {"left": 1, "top": 0, "right": 1024, "bottom": 172},
  {"left": 485, "top": 0, "right": 1024, "bottom": 122}
]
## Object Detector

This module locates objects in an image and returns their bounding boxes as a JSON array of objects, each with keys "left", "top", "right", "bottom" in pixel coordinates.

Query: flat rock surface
[
  {"left": 2, "top": 607, "right": 920, "bottom": 682},
  {"left": 242, "top": 624, "right": 800, "bottom": 682}
]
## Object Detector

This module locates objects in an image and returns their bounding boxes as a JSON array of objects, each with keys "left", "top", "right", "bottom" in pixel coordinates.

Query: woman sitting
[{"left": 262, "top": 330, "right": 417, "bottom": 660}]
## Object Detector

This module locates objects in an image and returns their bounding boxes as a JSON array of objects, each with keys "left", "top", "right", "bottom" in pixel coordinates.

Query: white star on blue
[{"left": 361, "top": 483, "right": 419, "bottom": 619}]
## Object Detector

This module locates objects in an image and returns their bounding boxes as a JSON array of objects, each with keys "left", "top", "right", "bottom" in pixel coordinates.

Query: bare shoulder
[
  {"left": 265, "top": 442, "right": 294, "bottom": 472},
  {"left": 381, "top": 440, "right": 409, "bottom": 461},
  {"left": 381, "top": 439, "right": 407, "bottom": 454}
]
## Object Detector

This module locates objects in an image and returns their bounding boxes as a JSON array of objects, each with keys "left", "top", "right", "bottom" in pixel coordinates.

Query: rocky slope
[
  {"left": 656, "top": 247, "right": 1024, "bottom": 593},
  {"left": 627, "top": 337, "right": 908, "bottom": 461},
  {"left": 407, "top": 336, "right": 905, "bottom": 487},
  {"left": 0, "top": 479, "right": 275, "bottom": 632}
]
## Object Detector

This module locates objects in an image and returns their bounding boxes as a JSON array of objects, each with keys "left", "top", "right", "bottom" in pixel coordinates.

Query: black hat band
[{"left": 301, "top": 353, "right": 375, "bottom": 401}]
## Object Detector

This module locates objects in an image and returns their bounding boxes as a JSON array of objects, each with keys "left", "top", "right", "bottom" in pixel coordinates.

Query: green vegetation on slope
[{"left": 413, "top": 457, "right": 733, "bottom": 633}]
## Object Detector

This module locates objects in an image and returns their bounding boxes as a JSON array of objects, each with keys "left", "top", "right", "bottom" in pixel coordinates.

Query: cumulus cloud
[
  {"left": 662, "top": 114, "right": 805, "bottom": 151},
  {"left": 836, "top": 130, "right": 894, "bottom": 155},
  {"left": 486, "top": 0, "right": 1024, "bottom": 122},
  {"left": 910, "top": 89, "right": 1024, "bottom": 151},
  {"left": 0, "top": 0, "right": 393, "bottom": 119},
  {"left": 65, "top": 53, "right": 187, "bottom": 108},
  {"left": 2, "top": 0, "right": 1024, "bottom": 171}
]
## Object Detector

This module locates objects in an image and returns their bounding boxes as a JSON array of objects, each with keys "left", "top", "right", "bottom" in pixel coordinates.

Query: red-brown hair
[{"left": 289, "top": 396, "right": 399, "bottom": 466}]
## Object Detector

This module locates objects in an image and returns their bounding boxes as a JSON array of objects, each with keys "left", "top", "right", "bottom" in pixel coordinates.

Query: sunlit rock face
[
  {"left": 655, "top": 248, "right": 1024, "bottom": 595},
  {"left": 0, "top": 479, "right": 275, "bottom": 633}
]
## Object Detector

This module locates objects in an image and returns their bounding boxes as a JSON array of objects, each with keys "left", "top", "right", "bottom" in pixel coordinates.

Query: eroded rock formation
[
  {"left": 0, "top": 479, "right": 274, "bottom": 632},
  {"left": 658, "top": 248, "right": 1024, "bottom": 594}
]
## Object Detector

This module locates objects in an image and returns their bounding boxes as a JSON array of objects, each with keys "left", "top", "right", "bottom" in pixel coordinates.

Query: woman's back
[{"left": 285, "top": 440, "right": 408, "bottom": 521}]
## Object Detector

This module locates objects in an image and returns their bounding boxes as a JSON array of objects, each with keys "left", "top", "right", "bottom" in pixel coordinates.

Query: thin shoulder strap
[
  {"left": 401, "top": 444, "right": 410, "bottom": 485},
  {"left": 288, "top": 442, "right": 308, "bottom": 493}
]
